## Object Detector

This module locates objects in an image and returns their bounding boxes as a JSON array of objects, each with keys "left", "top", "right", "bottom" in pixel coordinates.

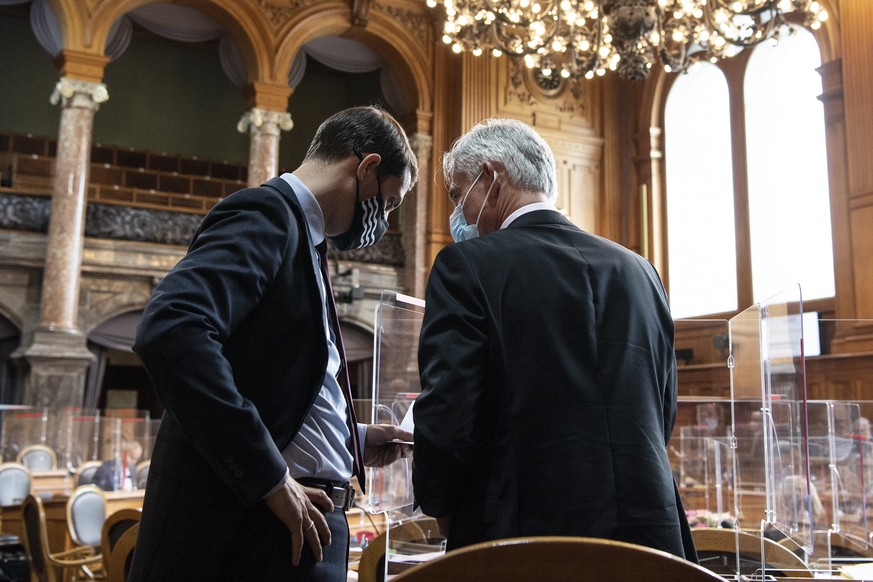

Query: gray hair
[{"left": 442, "top": 118, "right": 557, "bottom": 202}]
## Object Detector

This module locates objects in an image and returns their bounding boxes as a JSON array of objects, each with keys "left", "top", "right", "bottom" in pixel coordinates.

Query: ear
[
  {"left": 482, "top": 161, "right": 501, "bottom": 198},
  {"left": 356, "top": 152, "right": 382, "bottom": 180}
]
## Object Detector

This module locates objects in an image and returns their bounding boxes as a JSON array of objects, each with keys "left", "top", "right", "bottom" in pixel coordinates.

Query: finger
[
  {"left": 313, "top": 508, "right": 332, "bottom": 547},
  {"left": 291, "top": 520, "right": 304, "bottom": 567},
  {"left": 394, "top": 428, "right": 414, "bottom": 441},
  {"left": 304, "top": 518, "right": 324, "bottom": 562},
  {"left": 302, "top": 487, "right": 334, "bottom": 513}
]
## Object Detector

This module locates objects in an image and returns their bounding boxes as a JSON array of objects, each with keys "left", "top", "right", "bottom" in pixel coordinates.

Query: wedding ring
[{"left": 304, "top": 521, "right": 315, "bottom": 532}]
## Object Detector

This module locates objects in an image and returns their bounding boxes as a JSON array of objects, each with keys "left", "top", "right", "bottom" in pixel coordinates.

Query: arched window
[
  {"left": 664, "top": 27, "right": 833, "bottom": 318},
  {"left": 665, "top": 63, "right": 737, "bottom": 318},
  {"left": 745, "top": 27, "right": 834, "bottom": 304}
]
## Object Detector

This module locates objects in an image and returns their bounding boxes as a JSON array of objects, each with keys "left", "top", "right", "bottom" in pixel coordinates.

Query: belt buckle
[{"left": 341, "top": 484, "right": 355, "bottom": 511}]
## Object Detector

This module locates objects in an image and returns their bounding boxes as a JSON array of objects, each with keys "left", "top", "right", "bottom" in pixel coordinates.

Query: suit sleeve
[
  {"left": 133, "top": 188, "right": 293, "bottom": 505},
  {"left": 413, "top": 244, "right": 489, "bottom": 518}
]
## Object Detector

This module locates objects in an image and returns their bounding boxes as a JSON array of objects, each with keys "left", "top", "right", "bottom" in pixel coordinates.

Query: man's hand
[
  {"left": 265, "top": 476, "right": 334, "bottom": 566},
  {"left": 363, "top": 424, "right": 413, "bottom": 467}
]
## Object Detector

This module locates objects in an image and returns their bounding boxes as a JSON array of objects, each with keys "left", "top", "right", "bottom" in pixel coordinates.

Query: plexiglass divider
[
  {"left": 675, "top": 285, "right": 815, "bottom": 578},
  {"left": 0, "top": 406, "right": 158, "bottom": 496},
  {"left": 365, "top": 291, "right": 445, "bottom": 580}
]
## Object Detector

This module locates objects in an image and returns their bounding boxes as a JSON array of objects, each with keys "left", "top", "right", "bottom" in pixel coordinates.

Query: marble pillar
[
  {"left": 402, "top": 133, "right": 432, "bottom": 299},
  {"left": 238, "top": 108, "right": 293, "bottom": 187},
  {"left": 18, "top": 78, "right": 106, "bottom": 409}
]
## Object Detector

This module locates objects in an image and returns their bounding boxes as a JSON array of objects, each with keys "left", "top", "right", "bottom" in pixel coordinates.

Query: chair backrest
[
  {"left": 108, "top": 523, "right": 139, "bottom": 582},
  {"left": 101, "top": 507, "right": 142, "bottom": 565},
  {"left": 21, "top": 494, "right": 56, "bottom": 582},
  {"left": 75, "top": 460, "right": 103, "bottom": 487},
  {"left": 358, "top": 518, "right": 441, "bottom": 582},
  {"left": 691, "top": 527, "right": 813, "bottom": 578},
  {"left": 0, "top": 462, "right": 31, "bottom": 506},
  {"left": 391, "top": 536, "right": 726, "bottom": 582},
  {"left": 135, "top": 460, "right": 150, "bottom": 489},
  {"left": 17, "top": 444, "right": 57, "bottom": 471},
  {"left": 67, "top": 485, "right": 107, "bottom": 548}
]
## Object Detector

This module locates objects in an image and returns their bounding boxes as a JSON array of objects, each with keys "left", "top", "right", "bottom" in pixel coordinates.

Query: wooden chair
[
  {"left": 75, "top": 461, "right": 103, "bottom": 487},
  {"left": 17, "top": 444, "right": 57, "bottom": 472},
  {"left": 358, "top": 518, "right": 442, "bottom": 582},
  {"left": 811, "top": 530, "right": 873, "bottom": 559},
  {"left": 0, "top": 462, "right": 31, "bottom": 507},
  {"left": 107, "top": 523, "right": 138, "bottom": 582},
  {"left": 691, "top": 527, "right": 813, "bottom": 578},
  {"left": 391, "top": 536, "right": 724, "bottom": 582},
  {"left": 66, "top": 485, "right": 107, "bottom": 579},
  {"left": 101, "top": 508, "right": 141, "bottom": 568},
  {"left": 21, "top": 494, "right": 103, "bottom": 582}
]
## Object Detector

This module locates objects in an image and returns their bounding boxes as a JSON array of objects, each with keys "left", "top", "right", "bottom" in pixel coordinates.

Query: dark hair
[{"left": 304, "top": 106, "right": 419, "bottom": 186}]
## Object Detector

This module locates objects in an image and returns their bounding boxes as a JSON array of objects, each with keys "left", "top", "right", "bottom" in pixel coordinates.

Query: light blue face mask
[{"left": 449, "top": 170, "right": 496, "bottom": 243}]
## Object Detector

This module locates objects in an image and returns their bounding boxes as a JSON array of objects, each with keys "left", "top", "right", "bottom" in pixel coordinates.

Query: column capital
[
  {"left": 236, "top": 108, "right": 294, "bottom": 135},
  {"left": 50, "top": 77, "right": 108, "bottom": 109}
]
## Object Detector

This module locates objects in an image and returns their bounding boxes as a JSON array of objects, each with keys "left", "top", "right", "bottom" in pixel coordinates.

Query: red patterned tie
[{"left": 316, "top": 240, "right": 366, "bottom": 492}]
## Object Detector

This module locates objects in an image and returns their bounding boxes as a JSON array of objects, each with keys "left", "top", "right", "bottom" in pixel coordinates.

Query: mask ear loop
[
  {"left": 473, "top": 172, "right": 497, "bottom": 228},
  {"left": 459, "top": 170, "right": 483, "bottom": 212}
]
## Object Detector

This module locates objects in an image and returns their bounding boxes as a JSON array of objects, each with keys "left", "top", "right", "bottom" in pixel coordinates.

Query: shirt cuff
[{"left": 263, "top": 467, "right": 289, "bottom": 499}]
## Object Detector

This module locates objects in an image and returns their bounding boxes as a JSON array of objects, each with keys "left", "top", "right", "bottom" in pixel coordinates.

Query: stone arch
[
  {"left": 46, "top": 0, "right": 86, "bottom": 49},
  {"left": 86, "top": 308, "right": 143, "bottom": 352},
  {"left": 273, "top": 4, "right": 432, "bottom": 124},
  {"left": 0, "top": 300, "right": 24, "bottom": 334},
  {"left": 80, "top": 0, "right": 276, "bottom": 85},
  {"left": 813, "top": 0, "right": 840, "bottom": 64}
]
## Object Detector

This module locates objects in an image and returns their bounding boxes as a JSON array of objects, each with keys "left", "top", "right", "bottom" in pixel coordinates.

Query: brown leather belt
[{"left": 297, "top": 478, "right": 356, "bottom": 511}]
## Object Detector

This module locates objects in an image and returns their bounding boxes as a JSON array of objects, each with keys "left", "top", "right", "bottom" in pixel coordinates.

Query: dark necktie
[{"left": 315, "top": 240, "right": 366, "bottom": 491}]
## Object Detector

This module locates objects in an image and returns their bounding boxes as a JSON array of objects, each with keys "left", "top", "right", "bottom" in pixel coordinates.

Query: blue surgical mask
[{"left": 449, "top": 171, "right": 497, "bottom": 243}]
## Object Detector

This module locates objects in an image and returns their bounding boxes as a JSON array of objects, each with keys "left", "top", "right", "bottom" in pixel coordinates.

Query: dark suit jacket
[
  {"left": 129, "top": 177, "right": 331, "bottom": 580},
  {"left": 413, "top": 210, "right": 696, "bottom": 561}
]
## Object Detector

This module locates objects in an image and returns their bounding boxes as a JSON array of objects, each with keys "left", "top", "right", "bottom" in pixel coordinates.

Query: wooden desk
[
  {"left": 31, "top": 470, "right": 72, "bottom": 496},
  {"left": 1, "top": 489, "right": 145, "bottom": 582}
]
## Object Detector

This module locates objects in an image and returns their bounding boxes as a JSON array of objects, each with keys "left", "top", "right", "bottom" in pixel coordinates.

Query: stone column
[
  {"left": 402, "top": 133, "right": 432, "bottom": 299},
  {"left": 238, "top": 108, "right": 293, "bottom": 187},
  {"left": 18, "top": 78, "right": 106, "bottom": 409}
]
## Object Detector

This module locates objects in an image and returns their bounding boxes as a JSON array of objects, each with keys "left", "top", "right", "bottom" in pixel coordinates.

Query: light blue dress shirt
[{"left": 271, "top": 172, "right": 357, "bottom": 487}]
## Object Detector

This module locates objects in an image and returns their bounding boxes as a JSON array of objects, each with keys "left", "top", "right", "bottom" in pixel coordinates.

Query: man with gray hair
[{"left": 412, "top": 118, "right": 698, "bottom": 561}]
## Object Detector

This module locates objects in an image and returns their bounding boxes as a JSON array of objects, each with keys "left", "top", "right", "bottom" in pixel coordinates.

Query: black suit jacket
[
  {"left": 129, "top": 177, "right": 332, "bottom": 579},
  {"left": 413, "top": 210, "right": 696, "bottom": 561}
]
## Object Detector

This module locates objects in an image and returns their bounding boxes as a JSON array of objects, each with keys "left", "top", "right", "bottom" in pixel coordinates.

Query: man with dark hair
[{"left": 129, "top": 106, "right": 417, "bottom": 581}]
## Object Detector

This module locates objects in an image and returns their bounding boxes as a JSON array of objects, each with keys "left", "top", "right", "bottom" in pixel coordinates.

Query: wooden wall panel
[
  {"left": 842, "top": 0, "right": 873, "bottom": 197},
  {"left": 849, "top": 202, "right": 873, "bottom": 317},
  {"left": 557, "top": 156, "right": 598, "bottom": 233}
]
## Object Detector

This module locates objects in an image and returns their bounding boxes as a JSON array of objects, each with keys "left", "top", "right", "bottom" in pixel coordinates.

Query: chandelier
[{"left": 426, "top": 0, "right": 828, "bottom": 81}]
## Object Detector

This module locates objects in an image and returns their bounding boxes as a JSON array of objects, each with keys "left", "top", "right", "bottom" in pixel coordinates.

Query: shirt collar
[
  {"left": 280, "top": 172, "right": 325, "bottom": 247},
  {"left": 500, "top": 202, "right": 557, "bottom": 230}
]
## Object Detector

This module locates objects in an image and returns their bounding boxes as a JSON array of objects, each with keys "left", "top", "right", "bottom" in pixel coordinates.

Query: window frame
[{"left": 656, "top": 37, "right": 836, "bottom": 321}]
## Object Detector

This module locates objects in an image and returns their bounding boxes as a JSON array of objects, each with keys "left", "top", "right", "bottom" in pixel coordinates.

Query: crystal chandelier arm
[{"left": 428, "top": 0, "right": 826, "bottom": 80}]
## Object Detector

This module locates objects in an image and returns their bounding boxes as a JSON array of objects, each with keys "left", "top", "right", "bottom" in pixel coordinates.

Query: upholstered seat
[
  {"left": 16, "top": 444, "right": 57, "bottom": 472},
  {"left": 0, "top": 462, "right": 31, "bottom": 507}
]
